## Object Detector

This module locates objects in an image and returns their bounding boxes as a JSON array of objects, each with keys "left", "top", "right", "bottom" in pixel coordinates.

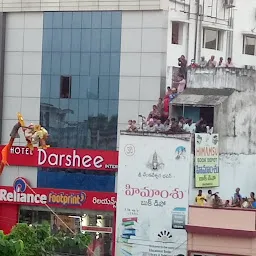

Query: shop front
[{"left": 0, "top": 177, "right": 117, "bottom": 256}]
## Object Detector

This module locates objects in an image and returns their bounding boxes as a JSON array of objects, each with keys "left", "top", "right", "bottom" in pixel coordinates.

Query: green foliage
[
  {"left": 0, "top": 230, "right": 24, "bottom": 256},
  {"left": 2, "top": 222, "right": 92, "bottom": 256}
]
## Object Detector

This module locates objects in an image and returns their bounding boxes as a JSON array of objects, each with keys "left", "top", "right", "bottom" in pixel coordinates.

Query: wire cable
[{"left": 23, "top": 181, "right": 96, "bottom": 255}]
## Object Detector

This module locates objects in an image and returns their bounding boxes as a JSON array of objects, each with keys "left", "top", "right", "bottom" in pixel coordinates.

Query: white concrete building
[
  {"left": 0, "top": 0, "right": 256, "bottom": 253},
  {"left": 167, "top": 0, "right": 256, "bottom": 86},
  {"left": 165, "top": 0, "right": 256, "bottom": 203}
]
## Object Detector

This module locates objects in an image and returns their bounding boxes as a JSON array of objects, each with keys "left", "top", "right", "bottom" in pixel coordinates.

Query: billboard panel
[
  {"left": 116, "top": 133, "right": 191, "bottom": 256},
  {"left": 195, "top": 133, "right": 219, "bottom": 188}
]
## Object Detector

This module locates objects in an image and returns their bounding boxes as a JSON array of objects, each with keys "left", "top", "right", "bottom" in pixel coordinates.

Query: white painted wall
[
  {"left": 117, "top": 10, "right": 168, "bottom": 149},
  {"left": 232, "top": 0, "right": 256, "bottom": 67},
  {"left": 1, "top": 12, "right": 44, "bottom": 187},
  {"left": 0, "top": 0, "right": 166, "bottom": 12},
  {"left": 2, "top": 12, "right": 43, "bottom": 145}
]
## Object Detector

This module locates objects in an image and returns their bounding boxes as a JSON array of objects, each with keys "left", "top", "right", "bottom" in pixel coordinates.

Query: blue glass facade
[{"left": 38, "top": 11, "right": 122, "bottom": 192}]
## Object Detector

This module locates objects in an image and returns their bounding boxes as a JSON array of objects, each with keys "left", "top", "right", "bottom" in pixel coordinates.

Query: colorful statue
[
  {"left": 0, "top": 113, "right": 50, "bottom": 174},
  {"left": 22, "top": 123, "right": 49, "bottom": 151}
]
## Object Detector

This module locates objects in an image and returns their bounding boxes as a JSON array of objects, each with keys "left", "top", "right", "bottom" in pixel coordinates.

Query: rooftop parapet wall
[
  {"left": 0, "top": 0, "right": 167, "bottom": 12},
  {"left": 188, "top": 68, "right": 256, "bottom": 92}
]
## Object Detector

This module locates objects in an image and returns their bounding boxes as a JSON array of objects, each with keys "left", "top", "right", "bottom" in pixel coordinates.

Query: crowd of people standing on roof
[
  {"left": 126, "top": 101, "right": 213, "bottom": 134},
  {"left": 178, "top": 54, "right": 235, "bottom": 72},
  {"left": 195, "top": 188, "right": 256, "bottom": 209},
  {"left": 125, "top": 54, "right": 233, "bottom": 134}
]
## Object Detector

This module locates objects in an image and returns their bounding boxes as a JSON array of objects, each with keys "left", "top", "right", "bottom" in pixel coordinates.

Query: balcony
[
  {"left": 187, "top": 67, "right": 256, "bottom": 92},
  {"left": 187, "top": 206, "right": 256, "bottom": 256}
]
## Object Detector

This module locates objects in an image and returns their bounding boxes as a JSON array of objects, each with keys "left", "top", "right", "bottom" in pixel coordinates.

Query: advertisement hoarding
[
  {"left": 195, "top": 133, "right": 219, "bottom": 188},
  {"left": 0, "top": 177, "right": 116, "bottom": 211},
  {"left": 0, "top": 146, "right": 118, "bottom": 171},
  {"left": 116, "top": 133, "right": 191, "bottom": 256}
]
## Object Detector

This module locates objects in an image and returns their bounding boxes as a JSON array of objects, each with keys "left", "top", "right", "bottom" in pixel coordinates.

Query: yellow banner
[{"left": 195, "top": 133, "right": 219, "bottom": 188}]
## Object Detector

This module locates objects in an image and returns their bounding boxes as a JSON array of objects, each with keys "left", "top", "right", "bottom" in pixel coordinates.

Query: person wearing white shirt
[
  {"left": 218, "top": 57, "right": 225, "bottom": 67},
  {"left": 225, "top": 57, "right": 234, "bottom": 67},
  {"left": 155, "top": 119, "right": 165, "bottom": 132},
  {"left": 183, "top": 119, "right": 196, "bottom": 133}
]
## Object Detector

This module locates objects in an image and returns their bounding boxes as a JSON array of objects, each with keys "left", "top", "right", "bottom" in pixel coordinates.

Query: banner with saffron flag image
[{"left": 116, "top": 133, "right": 192, "bottom": 256}]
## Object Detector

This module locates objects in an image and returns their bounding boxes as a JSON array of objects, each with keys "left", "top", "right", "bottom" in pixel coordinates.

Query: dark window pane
[
  {"left": 60, "top": 76, "right": 71, "bottom": 98},
  {"left": 71, "top": 75, "right": 80, "bottom": 98},
  {"left": 59, "top": 99, "right": 69, "bottom": 146},
  {"left": 42, "top": 52, "right": 51, "bottom": 75},
  {"left": 89, "top": 99, "right": 99, "bottom": 117},
  {"left": 217, "top": 31, "right": 222, "bottom": 50},
  {"left": 99, "top": 76, "right": 109, "bottom": 99},
  {"left": 111, "top": 29, "right": 121, "bottom": 52},
  {"left": 78, "top": 99, "right": 89, "bottom": 121},
  {"left": 49, "top": 98, "right": 60, "bottom": 109},
  {"left": 61, "top": 29, "right": 72, "bottom": 52},
  {"left": 204, "top": 29, "right": 217, "bottom": 50},
  {"left": 71, "top": 29, "right": 81, "bottom": 52},
  {"left": 88, "top": 76, "right": 99, "bottom": 99},
  {"left": 91, "top": 29, "right": 101, "bottom": 52},
  {"left": 79, "top": 76, "right": 89, "bottom": 99},
  {"left": 52, "top": 12, "right": 62, "bottom": 28},
  {"left": 61, "top": 53, "right": 71, "bottom": 75},
  {"left": 52, "top": 29, "right": 62, "bottom": 51},
  {"left": 81, "top": 29, "right": 91, "bottom": 52},
  {"left": 72, "top": 12, "right": 82, "bottom": 28},
  {"left": 62, "top": 12, "right": 72, "bottom": 28},
  {"left": 50, "top": 75, "right": 61, "bottom": 98},
  {"left": 101, "top": 29, "right": 111, "bottom": 52},
  {"left": 70, "top": 53, "right": 80, "bottom": 75},
  {"left": 100, "top": 53, "right": 110, "bottom": 75},
  {"left": 59, "top": 99, "right": 69, "bottom": 123},
  {"left": 77, "top": 123, "right": 88, "bottom": 148},
  {"left": 82, "top": 12, "right": 92, "bottom": 28},
  {"left": 108, "top": 99, "right": 118, "bottom": 117},
  {"left": 47, "top": 98, "right": 61, "bottom": 146},
  {"left": 43, "top": 12, "right": 53, "bottom": 29},
  {"left": 87, "top": 115, "right": 98, "bottom": 149},
  {"left": 41, "top": 75, "right": 51, "bottom": 98},
  {"left": 92, "top": 12, "right": 101, "bottom": 28},
  {"left": 68, "top": 99, "right": 79, "bottom": 123},
  {"left": 99, "top": 100, "right": 108, "bottom": 116},
  {"left": 80, "top": 53, "right": 90, "bottom": 75},
  {"left": 90, "top": 53, "right": 100, "bottom": 75},
  {"left": 172, "top": 22, "right": 179, "bottom": 44},
  {"left": 42, "top": 29, "right": 52, "bottom": 51},
  {"left": 244, "top": 36, "right": 255, "bottom": 55},
  {"left": 109, "top": 76, "right": 119, "bottom": 100},
  {"left": 49, "top": 98, "right": 60, "bottom": 126},
  {"left": 111, "top": 11, "right": 122, "bottom": 28},
  {"left": 51, "top": 52, "right": 61, "bottom": 75},
  {"left": 110, "top": 53, "right": 120, "bottom": 76},
  {"left": 102, "top": 12, "right": 111, "bottom": 28},
  {"left": 40, "top": 97, "right": 50, "bottom": 126}
]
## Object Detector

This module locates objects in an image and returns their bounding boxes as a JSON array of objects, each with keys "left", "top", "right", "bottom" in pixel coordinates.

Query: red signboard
[
  {"left": 0, "top": 146, "right": 118, "bottom": 171},
  {"left": 0, "top": 177, "right": 117, "bottom": 211}
]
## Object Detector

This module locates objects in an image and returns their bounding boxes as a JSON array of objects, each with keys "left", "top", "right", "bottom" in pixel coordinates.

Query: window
[
  {"left": 243, "top": 35, "right": 256, "bottom": 55},
  {"left": 203, "top": 28, "right": 222, "bottom": 50},
  {"left": 172, "top": 22, "right": 183, "bottom": 44},
  {"left": 200, "top": 107, "right": 214, "bottom": 127},
  {"left": 60, "top": 76, "right": 71, "bottom": 98}
]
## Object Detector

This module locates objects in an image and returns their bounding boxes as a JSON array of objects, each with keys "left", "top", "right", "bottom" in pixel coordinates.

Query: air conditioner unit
[{"left": 223, "top": 0, "right": 235, "bottom": 8}]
